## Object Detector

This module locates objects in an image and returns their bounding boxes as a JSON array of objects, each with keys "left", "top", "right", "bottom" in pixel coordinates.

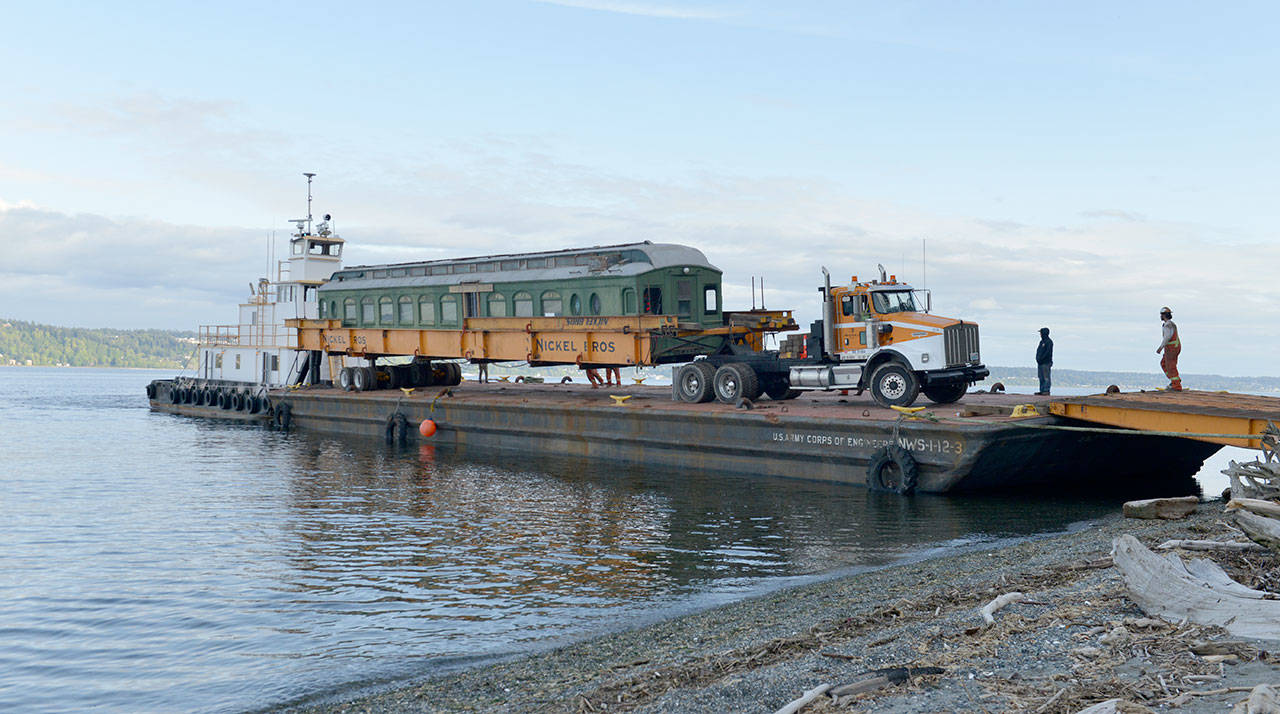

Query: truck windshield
[{"left": 872, "top": 290, "right": 917, "bottom": 315}]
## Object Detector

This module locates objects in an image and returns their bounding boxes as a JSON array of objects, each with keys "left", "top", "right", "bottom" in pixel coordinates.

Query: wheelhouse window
[
  {"left": 343, "top": 298, "right": 357, "bottom": 327},
  {"left": 419, "top": 296, "right": 436, "bottom": 325},
  {"left": 871, "top": 290, "right": 918, "bottom": 315},
  {"left": 589, "top": 293, "right": 601, "bottom": 315},
  {"left": 361, "top": 297, "right": 375, "bottom": 324},
  {"left": 379, "top": 297, "right": 394, "bottom": 324},
  {"left": 488, "top": 293, "right": 508, "bottom": 317},
  {"left": 541, "top": 291, "right": 562, "bottom": 316},
  {"left": 704, "top": 285, "right": 718, "bottom": 314},
  {"left": 513, "top": 291, "right": 533, "bottom": 317},
  {"left": 398, "top": 296, "right": 414, "bottom": 324},
  {"left": 440, "top": 295, "right": 459, "bottom": 325}
]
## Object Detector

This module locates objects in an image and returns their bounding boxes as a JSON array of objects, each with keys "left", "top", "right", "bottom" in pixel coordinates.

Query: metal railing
[{"left": 198, "top": 324, "right": 298, "bottom": 349}]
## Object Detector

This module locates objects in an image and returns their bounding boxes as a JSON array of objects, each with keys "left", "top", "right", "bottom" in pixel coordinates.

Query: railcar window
[
  {"left": 513, "top": 291, "right": 533, "bottom": 317},
  {"left": 458, "top": 263, "right": 476, "bottom": 273},
  {"left": 409, "top": 267, "right": 426, "bottom": 277},
  {"left": 419, "top": 296, "right": 435, "bottom": 325},
  {"left": 372, "top": 270, "right": 387, "bottom": 278},
  {"left": 330, "top": 301, "right": 338, "bottom": 319},
  {"left": 501, "top": 260, "right": 520, "bottom": 271},
  {"left": 361, "top": 297, "right": 375, "bottom": 324},
  {"left": 704, "top": 285, "right": 719, "bottom": 314},
  {"left": 643, "top": 287, "right": 662, "bottom": 314},
  {"left": 441, "top": 295, "right": 459, "bottom": 325},
  {"left": 541, "top": 291, "right": 562, "bottom": 316},
  {"left": 479, "top": 263, "right": 496, "bottom": 273},
  {"left": 589, "top": 293, "right": 601, "bottom": 315},
  {"left": 623, "top": 288, "right": 637, "bottom": 314},
  {"left": 343, "top": 298, "right": 357, "bottom": 327},
  {"left": 318, "top": 301, "right": 326, "bottom": 318},
  {"left": 569, "top": 294, "right": 581, "bottom": 315},
  {"left": 389, "top": 268, "right": 406, "bottom": 277},
  {"left": 677, "top": 279, "right": 693, "bottom": 317},
  {"left": 398, "top": 296, "right": 413, "bottom": 324},
  {"left": 379, "top": 297, "right": 393, "bottom": 324},
  {"left": 430, "top": 265, "right": 450, "bottom": 276},
  {"left": 488, "top": 293, "right": 507, "bottom": 317}
]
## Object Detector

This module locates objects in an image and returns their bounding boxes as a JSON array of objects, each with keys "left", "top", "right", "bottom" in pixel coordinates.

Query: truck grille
[{"left": 944, "top": 323, "right": 981, "bottom": 367}]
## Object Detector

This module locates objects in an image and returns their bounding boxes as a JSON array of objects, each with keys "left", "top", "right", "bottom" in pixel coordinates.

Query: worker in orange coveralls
[{"left": 1157, "top": 306, "right": 1182, "bottom": 391}]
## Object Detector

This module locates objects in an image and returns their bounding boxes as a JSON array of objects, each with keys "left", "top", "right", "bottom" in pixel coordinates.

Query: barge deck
[{"left": 148, "top": 380, "right": 1224, "bottom": 494}]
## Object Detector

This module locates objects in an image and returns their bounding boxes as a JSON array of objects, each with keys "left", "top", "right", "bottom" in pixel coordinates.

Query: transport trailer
[
  {"left": 287, "top": 309, "right": 797, "bottom": 391},
  {"left": 174, "top": 383, "right": 1216, "bottom": 495}
]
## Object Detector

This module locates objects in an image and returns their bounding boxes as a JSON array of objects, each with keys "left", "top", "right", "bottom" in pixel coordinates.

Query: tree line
[{"left": 0, "top": 319, "right": 197, "bottom": 368}]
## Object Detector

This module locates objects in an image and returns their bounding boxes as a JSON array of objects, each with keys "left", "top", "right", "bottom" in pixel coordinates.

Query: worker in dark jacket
[{"left": 1035, "top": 327, "right": 1053, "bottom": 395}]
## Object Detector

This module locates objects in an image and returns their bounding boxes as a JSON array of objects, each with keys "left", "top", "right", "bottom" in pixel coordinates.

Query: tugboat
[{"left": 146, "top": 173, "right": 342, "bottom": 423}]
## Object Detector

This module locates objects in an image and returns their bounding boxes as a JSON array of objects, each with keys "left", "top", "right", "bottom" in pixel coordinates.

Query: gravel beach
[{"left": 286, "top": 500, "right": 1278, "bottom": 714}]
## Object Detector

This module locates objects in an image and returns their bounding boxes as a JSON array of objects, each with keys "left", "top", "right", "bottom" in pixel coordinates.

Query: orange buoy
[{"left": 418, "top": 419, "right": 438, "bottom": 437}]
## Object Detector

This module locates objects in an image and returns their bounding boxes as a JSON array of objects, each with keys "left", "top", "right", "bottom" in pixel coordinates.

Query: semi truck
[{"left": 673, "top": 265, "right": 988, "bottom": 408}]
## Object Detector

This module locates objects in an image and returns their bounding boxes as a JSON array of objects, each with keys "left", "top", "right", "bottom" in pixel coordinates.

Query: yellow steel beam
[{"left": 1049, "top": 400, "right": 1269, "bottom": 449}]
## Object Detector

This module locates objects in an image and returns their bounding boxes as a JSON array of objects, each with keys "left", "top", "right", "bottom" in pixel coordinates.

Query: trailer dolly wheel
[
  {"left": 713, "top": 363, "right": 761, "bottom": 404},
  {"left": 867, "top": 445, "right": 918, "bottom": 495}
]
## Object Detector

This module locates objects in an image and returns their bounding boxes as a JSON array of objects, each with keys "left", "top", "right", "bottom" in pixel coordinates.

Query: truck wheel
[
  {"left": 923, "top": 382, "right": 967, "bottom": 405},
  {"left": 764, "top": 379, "right": 800, "bottom": 400},
  {"left": 713, "top": 363, "right": 761, "bottom": 404},
  {"left": 677, "top": 362, "right": 716, "bottom": 403},
  {"left": 353, "top": 366, "right": 375, "bottom": 392},
  {"left": 869, "top": 362, "right": 920, "bottom": 408},
  {"left": 867, "top": 445, "right": 917, "bottom": 494}
]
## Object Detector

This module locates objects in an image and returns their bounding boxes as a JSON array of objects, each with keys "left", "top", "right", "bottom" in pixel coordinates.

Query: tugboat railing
[{"left": 198, "top": 324, "right": 298, "bottom": 349}]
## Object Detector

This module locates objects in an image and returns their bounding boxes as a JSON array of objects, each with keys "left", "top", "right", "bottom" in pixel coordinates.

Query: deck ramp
[{"left": 1049, "top": 390, "right": 1280, "bottom": 450}]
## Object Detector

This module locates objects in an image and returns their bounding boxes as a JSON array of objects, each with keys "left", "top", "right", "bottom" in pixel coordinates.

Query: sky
[{"left": 1, "top": 1, "right": 1277, "bottom": 375}]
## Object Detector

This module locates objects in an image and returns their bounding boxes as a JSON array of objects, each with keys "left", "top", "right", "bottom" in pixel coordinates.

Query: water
[{"left": 0, "top": 368, "right": 1229, "bottom": 713}]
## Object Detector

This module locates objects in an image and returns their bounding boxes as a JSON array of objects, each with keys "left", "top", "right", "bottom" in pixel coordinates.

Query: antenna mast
[{"left": 303, "top": 172, "right": 316, "bottom": 235}]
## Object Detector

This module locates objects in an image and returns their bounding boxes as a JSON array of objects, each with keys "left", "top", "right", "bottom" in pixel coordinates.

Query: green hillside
[{"left": 0, "top": 319, "right": 196, "bottom": 369}]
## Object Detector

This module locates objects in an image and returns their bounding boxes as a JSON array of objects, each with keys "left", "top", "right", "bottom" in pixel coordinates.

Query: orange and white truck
[{"left": 674, "top": 265, "right": 988, "bottom": 408}]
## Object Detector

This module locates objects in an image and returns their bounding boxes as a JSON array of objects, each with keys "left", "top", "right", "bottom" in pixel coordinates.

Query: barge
[{"left": 146, "top": 378, "right": 1219, "bottom": 494}]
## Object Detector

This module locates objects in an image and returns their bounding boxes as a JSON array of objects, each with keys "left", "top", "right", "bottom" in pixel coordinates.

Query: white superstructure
[{"left": 195, "top": 174, "right": 344, "bottom": 387}]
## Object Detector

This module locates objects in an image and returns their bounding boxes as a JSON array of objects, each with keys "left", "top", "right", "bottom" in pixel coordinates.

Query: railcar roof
[{"left": 321, "top": 241, "right": 719, "bottom": 292}]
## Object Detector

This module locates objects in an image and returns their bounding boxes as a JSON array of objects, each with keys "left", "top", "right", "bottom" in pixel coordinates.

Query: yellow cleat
[
  {"left": 1010, "top": 404, "right": 1041, "bottom": 418},
  {"left": 609, "top": 394, "right": 632, "bottom": 406}
]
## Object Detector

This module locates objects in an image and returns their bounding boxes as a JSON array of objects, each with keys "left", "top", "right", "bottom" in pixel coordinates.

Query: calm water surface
[{"left": 0, "top": 367, "right": 1219, "bottom": 713}]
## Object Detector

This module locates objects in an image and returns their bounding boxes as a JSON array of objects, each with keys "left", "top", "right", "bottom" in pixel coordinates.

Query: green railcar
[{"left": 316, "top": 241, "right": 727, "bottom": 363}]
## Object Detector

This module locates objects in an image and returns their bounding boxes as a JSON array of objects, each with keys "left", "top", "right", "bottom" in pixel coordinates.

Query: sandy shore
[{"left": 286, "top": 501, "right": 1277, "bottom": 714}]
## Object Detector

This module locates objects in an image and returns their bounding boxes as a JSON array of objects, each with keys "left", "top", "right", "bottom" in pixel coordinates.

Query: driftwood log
[
  {"left": 1074, "top": 698, "right": 1156, "bottom": 713},
  {"left": 1123, "top": 496, "right": 1199, "bottom": 520},
  {"left": 1155, "top": 538, "right": 1266, "bottom": 553},
  {"left": 772, "top": 683, "right": 830, "bottom": 714},
  {"left": 1231, "top": 683, "right": 1280, "bottom": 714},
  {"left": 980, "top": 591, "right": 1025, "bottom": 624},
  {"left": 1226, "top": 498, "right": 1280, "bottom": 520},
  {"left": 1112, "top": 535, "right": 1280, "bottom": 640},
  {"left": 1226, "top": 459, "right": 1280, "bottom": 500},
  {"left": 1235, "top": 510, "right": 1280, "bottom": 552}
]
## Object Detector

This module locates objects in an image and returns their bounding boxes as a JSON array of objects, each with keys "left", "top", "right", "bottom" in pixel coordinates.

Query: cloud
[
  {"left": 1080, "top": 208, "right": 1147, "bottom": 222},
  {"left": 532, "top": 0, "right": 732, "bottom": 20}
]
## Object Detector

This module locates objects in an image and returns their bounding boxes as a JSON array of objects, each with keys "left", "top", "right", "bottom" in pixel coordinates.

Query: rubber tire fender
[
  {"left": 868, "top": 362, "right": 921, "bottom": 408},
  {"left": 274, "top": 402, "right": 293, "bottom": 431},
  {"left": 676, "top": 361, "right": 716, "bottom": 403},
  {"left": 867, "top": 445, "right": 918, "bottom": 495},
  {"left": 168, "top": 385, "right": 181, "bottom": 404},
  {"left": 218, "top": 390, "right": 233, "bottom": 410},
  {"left": 384, "top": 412, "right": 409, "bottom": 445}
]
